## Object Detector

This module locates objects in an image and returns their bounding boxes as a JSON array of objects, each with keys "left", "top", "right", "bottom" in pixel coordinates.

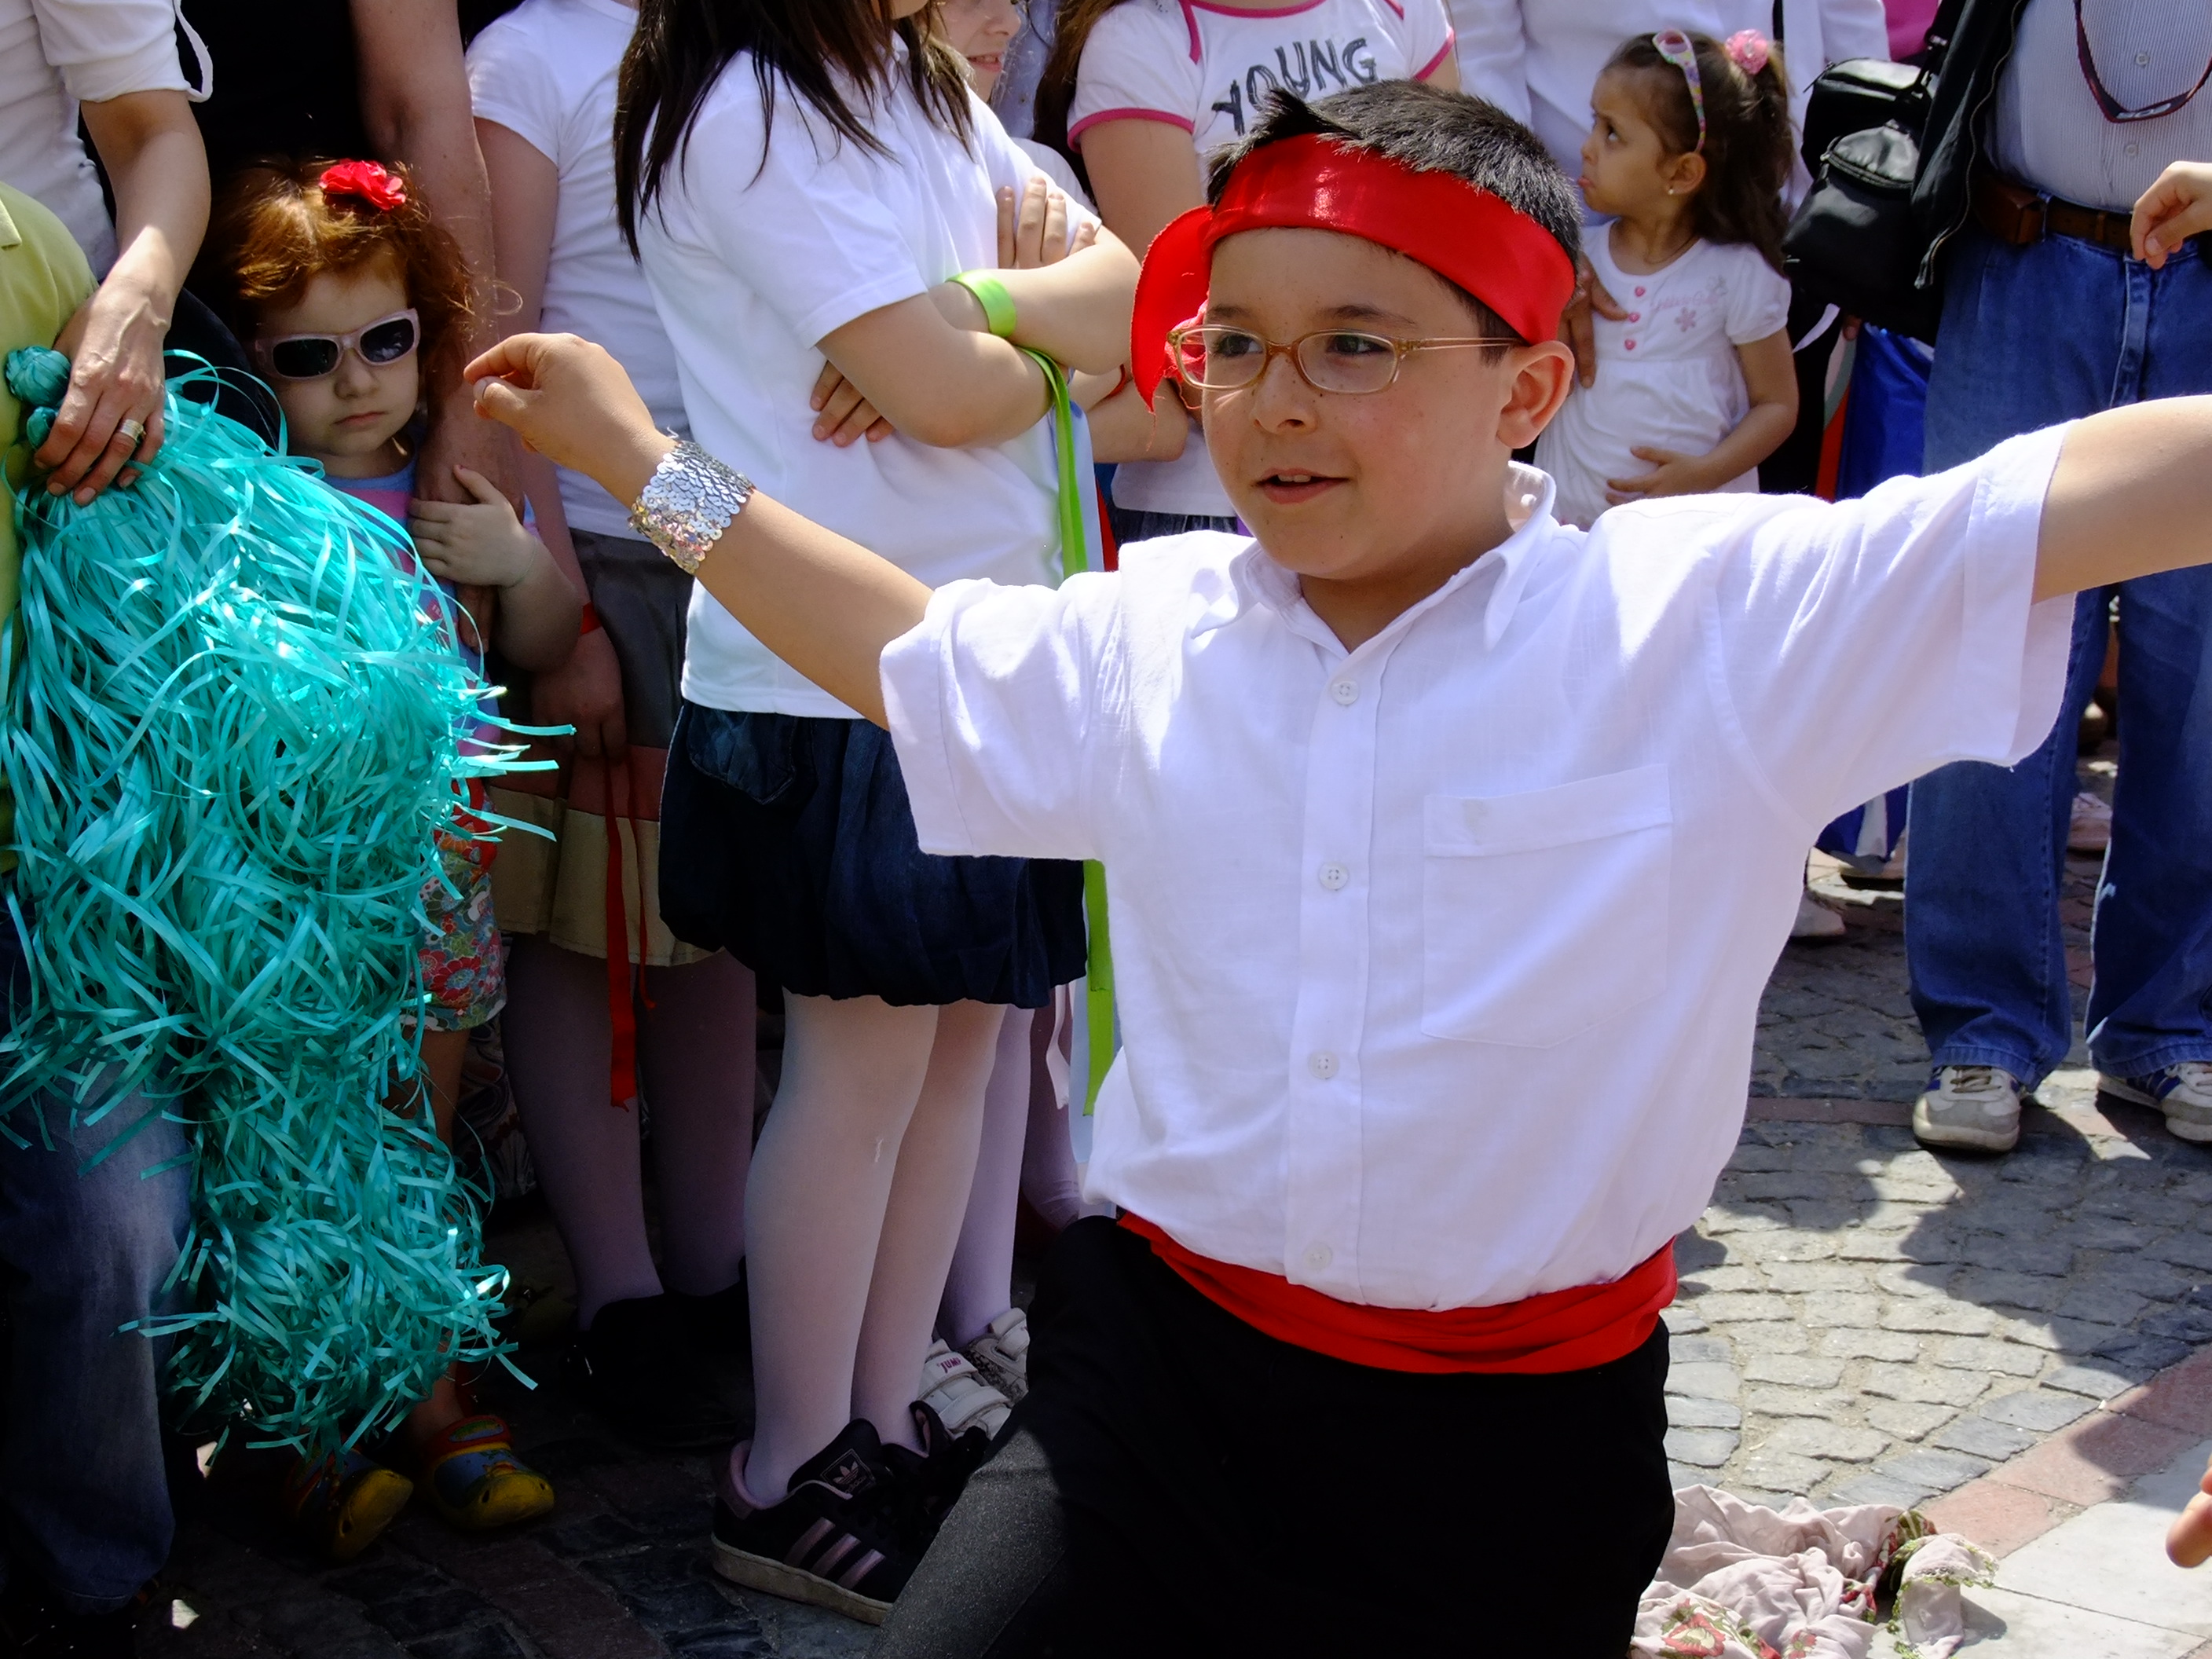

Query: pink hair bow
[{"left": 1724, "top": 29, "right": 1771, "bottom": 75}]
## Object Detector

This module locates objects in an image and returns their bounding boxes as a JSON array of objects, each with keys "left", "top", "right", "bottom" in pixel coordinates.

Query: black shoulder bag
[{"left": 1780, "top": 0, "right": 1968, "bottom": 342}]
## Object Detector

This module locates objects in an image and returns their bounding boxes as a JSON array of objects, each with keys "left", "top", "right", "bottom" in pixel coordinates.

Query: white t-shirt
[
  {"left": 0, "top": 0, "right": 203, "bottom": 270},
  {"left": 640, "top": 50, "right": 1096, "bottom": 717},
  {"left": 1068, "top": 0, "right": 1456, "bottom": 518},
  {"left": 469, "top": 0, "right": 688, "bottom": 540},
  {"left": 881, "top": 433, "right": 2072, "bottom": 1307},
  {"left": 1448, "top": 0, "right": 1890, "bottom": 195},
  {"left": 1534, "top": 232, "right": 1790, "bottom": 529}
]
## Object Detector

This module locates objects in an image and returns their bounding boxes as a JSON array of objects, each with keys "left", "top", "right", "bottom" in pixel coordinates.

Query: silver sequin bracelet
[{"left": 628, "top": 439, "right": 755, "bottom": 576}]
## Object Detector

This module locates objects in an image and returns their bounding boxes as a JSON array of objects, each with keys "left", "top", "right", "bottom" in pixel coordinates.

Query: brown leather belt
[{"left": 1973, "top": 170, "right": 2139, "bottom": 255}]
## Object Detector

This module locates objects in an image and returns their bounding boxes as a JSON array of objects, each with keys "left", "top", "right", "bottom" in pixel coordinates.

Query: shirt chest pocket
[{"left": 1420, "top": 765, "right": 1672, "bottom": 1048}]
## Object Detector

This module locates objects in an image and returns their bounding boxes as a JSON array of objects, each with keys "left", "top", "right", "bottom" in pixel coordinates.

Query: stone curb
[{"left": 1921, "top": 1343, "right": 2212, "bottom": 1560}]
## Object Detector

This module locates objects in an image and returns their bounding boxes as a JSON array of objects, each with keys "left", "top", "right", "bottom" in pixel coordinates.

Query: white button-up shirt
[{"left": 882, "top": 433, "right": 2073, "bottom": 1312}]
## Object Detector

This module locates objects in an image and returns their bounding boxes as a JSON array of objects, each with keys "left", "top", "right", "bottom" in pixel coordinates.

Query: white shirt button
[
  {"left": 1329, "top": 677, "right": 1359, "bottom": 706},
  {"left": 1307, "top": 1050, "right": 1339, "bottom": 1080},
  {"left": 2138, "top": 49, "right": 2153, "bottom": 65},
  {"left": 2126, "top": 141, "right": 2141, "bottom": 158},
  {"left": 1306, "top": 1243, "right": 1334, "bottom": 1270},
  {"left": 1318, "top": 861, "right": 1350, "bottom": 891}
]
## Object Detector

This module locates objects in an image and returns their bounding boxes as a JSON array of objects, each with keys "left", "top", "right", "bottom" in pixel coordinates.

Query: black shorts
[
  {"left": 878, "top": 1217, "right": 1677, "bottom": 1657},
  {"left": 659, "top": 704, "right": 1086, "bottom": 1008}
]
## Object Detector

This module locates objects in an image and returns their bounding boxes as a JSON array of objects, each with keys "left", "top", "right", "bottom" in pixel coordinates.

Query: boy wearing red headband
[{"left": 468, "top": 79, "right": 2189, "bottom": 1652}]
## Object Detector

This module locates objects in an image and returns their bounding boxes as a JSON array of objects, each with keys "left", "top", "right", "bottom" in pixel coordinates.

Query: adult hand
[
  {"left": 35, "top": 277, "right": 167, "bottom": 503},
  {"left": 529, "top": 628, "right": 628, "bottom": 760},
  {"left": 1562, "top": 255, "right": 1629, "bottom": 389},
  {"left": 2132, "top": 161, "right": 2212, "bottom": 269},
  {"left": 1606, "top": 446, "right": 1717, "bottom": 504},
  {"left": 467, "top": 334, "right": 672, "bottom": 504}
]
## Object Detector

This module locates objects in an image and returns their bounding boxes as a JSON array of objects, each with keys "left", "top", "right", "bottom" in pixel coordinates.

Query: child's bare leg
[{"left": 394, "top": 1027, "right": 477, "bottom": 1445}]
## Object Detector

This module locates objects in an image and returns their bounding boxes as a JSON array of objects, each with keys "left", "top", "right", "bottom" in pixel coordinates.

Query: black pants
[{"left": 874, "top": 1218, "right": 1675, "bottom": 1658}]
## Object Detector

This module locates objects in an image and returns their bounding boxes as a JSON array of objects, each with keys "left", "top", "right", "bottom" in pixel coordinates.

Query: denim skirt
[{"left": 660, "top": 704, "right": 1086, "bottom": 1009}]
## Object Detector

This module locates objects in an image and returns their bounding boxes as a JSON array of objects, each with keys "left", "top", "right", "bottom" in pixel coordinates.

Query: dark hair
[
  {"left": 614, "top": 0, "right": 975, "bottom": 256},
  {"left": 203, "top": 159, "right": 475, "bottom": 381},
  {"left": 1205, "top": 82, "right": 1584, "bottom": 343},
  {"left": 1604, "top": 32, "right": 1793, "bottom": 272}
]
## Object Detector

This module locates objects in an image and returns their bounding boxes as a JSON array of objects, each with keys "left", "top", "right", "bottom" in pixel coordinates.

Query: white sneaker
[
  {"left": 961, "top": 1307, "right": 1030, "bottom": 1404},
  {"left": 2067, "top": 791, "right": 2113, "bottom": 855},
  {"left": 2100, "top": 1062, "right": 2212, "bottom": 1143},
  {"left": 917, "top": 1340, "right": 1011, "bottom": 1441},
  {"left": 1912, "top": 1064, "right": 2023, "bottom": 1152},
  {"left": 1791, "top": 891, "right": 1847, "bottom": 939}
]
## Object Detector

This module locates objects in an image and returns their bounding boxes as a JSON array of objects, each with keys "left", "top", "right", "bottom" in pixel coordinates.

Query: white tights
[
  {"left": 741, "top": 993, "right": 1005, "bottom": 1501},
  {"left": 504, "top": 937, "right": 756, "bottom": 1326}
]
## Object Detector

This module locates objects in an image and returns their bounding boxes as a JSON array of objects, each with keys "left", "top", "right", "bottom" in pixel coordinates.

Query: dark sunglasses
[{"left": 257, "top": 308, "right": 421, "bottom": 381}]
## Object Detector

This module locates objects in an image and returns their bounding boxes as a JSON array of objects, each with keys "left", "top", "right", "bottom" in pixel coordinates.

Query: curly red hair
[{"left": 203, "top": 158, "right": 476, "bottom": 379}]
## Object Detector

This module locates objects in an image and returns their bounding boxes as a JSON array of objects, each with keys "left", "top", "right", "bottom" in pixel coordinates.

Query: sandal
[
  {"left": 419, "top": 1414, "right": 555, "bottom": 1531},
  {"left": 281, "top": 1448, "right": 414, "bottom": 1561}
]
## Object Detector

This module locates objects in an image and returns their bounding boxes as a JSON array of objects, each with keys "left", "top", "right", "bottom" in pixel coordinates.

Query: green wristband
[{"left": 950, "top": 269, "right": 1017, "bottom": 338}]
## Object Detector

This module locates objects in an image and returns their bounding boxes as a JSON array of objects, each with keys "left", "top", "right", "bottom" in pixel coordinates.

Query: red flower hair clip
[{"left": 319, "top": 159, "right": 406, "bottom": 212}]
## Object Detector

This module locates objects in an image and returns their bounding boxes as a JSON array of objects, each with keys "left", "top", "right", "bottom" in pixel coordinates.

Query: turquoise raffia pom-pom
[{"left": 0, "top": 350, "right": 537, "bottom": 1455}]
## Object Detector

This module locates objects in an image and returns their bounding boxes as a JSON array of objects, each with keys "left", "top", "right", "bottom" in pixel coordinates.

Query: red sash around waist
[{"left": 1120, "top": 1214, "right": 1675, "bottom": 1375}]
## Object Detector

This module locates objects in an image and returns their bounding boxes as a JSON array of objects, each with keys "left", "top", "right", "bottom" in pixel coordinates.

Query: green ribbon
[{"left": 1021, "top": 348, "right": 1115, "bottom": 1113}]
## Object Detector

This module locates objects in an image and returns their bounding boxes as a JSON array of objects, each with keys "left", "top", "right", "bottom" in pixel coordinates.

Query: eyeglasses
[
  {"left": 1653, "top": 29, "right": 1707, "bottom": 153},
  {"left": 1170, "top": 324, "right": 1522, "bottom": 396},
  {"left": 256, "top": 309, "right": 421, "bottom": 381}
]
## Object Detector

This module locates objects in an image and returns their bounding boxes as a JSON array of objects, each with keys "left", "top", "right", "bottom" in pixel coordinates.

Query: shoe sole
[
  {"left": 1911, "top": 1099, "right": 2019, "bottom": 1153},
  {"left": 712, "top": 1538, "right": 894, "bottom": 1626},
  {"left": 2098, "top": 1076, "right": 2212, "bottom": 1142}
]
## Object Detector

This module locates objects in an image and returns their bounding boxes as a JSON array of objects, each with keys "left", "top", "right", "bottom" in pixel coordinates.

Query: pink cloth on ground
[{"left": 1634, "top": 1485, "right": 1995, "bottom": 1659}]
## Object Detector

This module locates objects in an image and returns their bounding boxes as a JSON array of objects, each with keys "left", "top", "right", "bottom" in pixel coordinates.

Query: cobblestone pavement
[{"left": 134, "top": 762, "right": 2204, "bottom": 1657}]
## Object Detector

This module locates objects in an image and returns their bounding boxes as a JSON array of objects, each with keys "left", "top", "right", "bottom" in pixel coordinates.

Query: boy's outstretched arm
[
  {"left": 467, "top": 334, "right": 927, "bottom": 727},
  {"left": 2039, "top": 397, "right": 2212, "bottom": 600}
]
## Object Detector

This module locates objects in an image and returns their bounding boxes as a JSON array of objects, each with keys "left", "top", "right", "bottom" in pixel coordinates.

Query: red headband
[{"left": 1130, "top": 134, "right": 1576, "bottom": 406}]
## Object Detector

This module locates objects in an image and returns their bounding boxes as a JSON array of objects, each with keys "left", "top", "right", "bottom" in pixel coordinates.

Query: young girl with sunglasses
[
  {"left": 1534, "top": 28, "right": 1798, "bottom": 529},
  {"left": 203, "top": 156, "right": 577, "bottom": 1556},
  {"left": 616, "top": 0, "right": 1135, "bottom": 1621}
]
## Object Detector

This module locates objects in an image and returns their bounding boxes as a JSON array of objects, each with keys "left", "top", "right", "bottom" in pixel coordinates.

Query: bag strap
[{"left": 1021, "top": 348, "right": 1116, "bottom": 1110}]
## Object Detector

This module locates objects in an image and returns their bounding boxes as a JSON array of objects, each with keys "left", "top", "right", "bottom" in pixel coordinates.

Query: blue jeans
[
  {"left": 1907, "top": 227, "right": 2212, "bottom": 1087},
  {"left": 0, "top": 923, "right": 189, "bottom": 1615}
]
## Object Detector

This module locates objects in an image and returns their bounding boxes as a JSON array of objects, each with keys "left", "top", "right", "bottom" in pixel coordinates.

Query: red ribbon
[{"left": 1131, "top": 133, "right": 1577, "bottom": 408}]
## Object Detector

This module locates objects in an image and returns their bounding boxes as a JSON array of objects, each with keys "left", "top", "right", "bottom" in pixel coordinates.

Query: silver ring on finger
[{"left": 115, "top": 417, "right": 148, "bottom": 449}]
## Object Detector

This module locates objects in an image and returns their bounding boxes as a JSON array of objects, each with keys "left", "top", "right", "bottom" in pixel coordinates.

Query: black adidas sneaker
[
  {"left": 879, "top": 1399, "right": 992, "bottom": 1548},
  {"left": 711, "top": 1422, "right": 917, "bottom": 1624}
]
